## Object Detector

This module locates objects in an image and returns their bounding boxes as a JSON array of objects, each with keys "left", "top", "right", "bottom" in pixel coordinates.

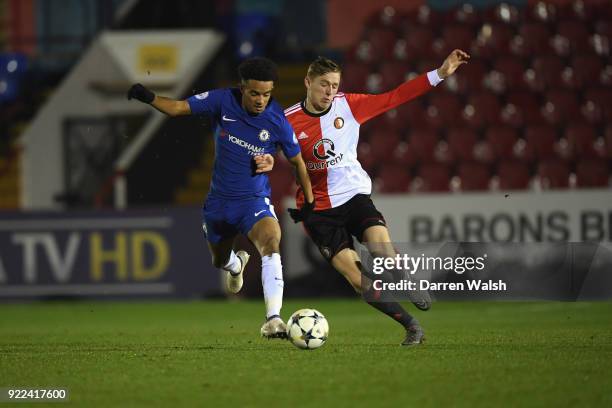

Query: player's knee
[{"left": 259, "top": 235, "right": 280, "bottom": 256}]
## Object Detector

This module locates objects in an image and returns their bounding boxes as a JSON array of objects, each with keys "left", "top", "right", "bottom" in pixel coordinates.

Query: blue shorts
[{"left": 202, "top": 196, "right": 277, "bottom": 244}]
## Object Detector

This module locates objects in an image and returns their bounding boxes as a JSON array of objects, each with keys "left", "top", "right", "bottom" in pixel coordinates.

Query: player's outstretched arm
[
  {"left": 127, "top": 83, "right": 191, "bottom": 117},
  {"left": 437, "top": 49, "right": 470, "bottom": 79}
]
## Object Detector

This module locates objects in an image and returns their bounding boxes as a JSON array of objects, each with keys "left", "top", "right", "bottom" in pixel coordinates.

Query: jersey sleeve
[
  {"left": 276, "top": 120, "right": 301, "bottom": 159},
  {"left": 186, "top": 89, "right": 223, "bottom": 116},
  {"left": 344, "top": 70, "right": 441, "bottom": 124}
]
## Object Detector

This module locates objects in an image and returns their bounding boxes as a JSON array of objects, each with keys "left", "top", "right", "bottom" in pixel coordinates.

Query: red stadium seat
[
  {"left": 510, "top": 22, "right": 552, "bottom": 57},
  {"left": 525, "top": 55, "right": 565, "bottom": 91},
  {"left": 393, "top": 141, "right": 417, "bottom": 167},
  {"left": 426, "top": 92, "right": 463, "bottom": 128},
  {"left": 379, "top": 61, "right": 411, "bottom": 92},
  {"left": 524, "top": 125, "right": 559, "bottom": 161},
  {"left": 562, "top": 55, "right": 604, "bottom": 89},
  {"left": 395, "top": 25, "right": 435, "bottom": 60},
  {"left": 340, "top": 62, "right": 370, "bottom": 92},
  {"left": 368, "top": 129, "right": 401, "bottom": 161},
  {"left": 374, "top": 163, "right": 411, "bottom": 193},
  {"left": 447, "top": 128, "right": 478, "bottom": 162},
  {"left": 366, "top": 6, "right": 402, "bottom": 30},
  {"left": 581, "top": 88, "right": 612, "bottom": 125},
  {"left": 357, "top": 141, "right": 376, "bottom": 172},
  {"left": 541, "top": 90, "right": 580, "bottom": 125},
  {"left": 538, "top": 159, "right": 570, "bottom": 189},
  {"left": 451, "top": 3, "right": 481, "bottom": 27},
  {"left": 527, "top": 1, "right": 558, "bottom": 23},
  {"left": 408, "top": 127, "right": 439, "bottom": 163},
  {"left": 564, "top": 123, "right": 602, "bottom": 159},
  {"left": 485, "top": 126, "right": 519, "bottom": 160},
  {"left": 365, "top": 28, "right": 396, "bottom": 60},
  {"left": 414, "top": 163, "right": 450, "bottom": 192},
  {"left": 556, "top": 20, "right": 591, "bottom": 53},
  {"left": 462, "top": 91, "right": 502, "bottom": 129},
  {"left": 457, "top": 162, "right": 491, "bottom": 191},
  {"left": 497, "top": 160, "right": 531, "bottom": 190},
  {"left": 396, "top": 100, "right": 429, "bottom": 128},
  {"left": 502, "top": 92, "right": 544, "bottom": 127},
  {"left": 447, "top": 59, "right": 486, "bottom": 93},
  {"left": 576, "top": 159, "right": 609, "bottom": 188},
  {"left": 606, "top": 125, "right": 612, "bottom": 158},
  {"left": 438, "top": 25, "right": 473, "bottom": 57},
  {"left": 491, "top": 57, "right": 527, "bottom": 91},
  {"left": 473, "top": 23, "right": 515, "bottom": 58}
]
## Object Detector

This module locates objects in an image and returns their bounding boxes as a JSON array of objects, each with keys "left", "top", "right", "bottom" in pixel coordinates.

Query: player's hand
[
  {"left": 437, "top": 49, "right": 470, "bottom": 79},
  {"left": 287, "top": 200, "right": 314, "bottom": 223},
  {"left": 127, "top": 83, "right": 155, "bottom": 104},
  {"left": 254, "top": 154, "right": 274, "bottom": 173}
]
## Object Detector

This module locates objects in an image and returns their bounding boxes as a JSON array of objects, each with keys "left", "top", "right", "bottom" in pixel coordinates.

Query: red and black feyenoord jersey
[{"left": 285, "top": 70, "right": 443, "bottom": 210}]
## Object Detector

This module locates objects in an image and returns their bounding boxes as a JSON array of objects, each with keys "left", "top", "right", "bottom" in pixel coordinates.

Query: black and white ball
[{"left": 287, "top": 309, "right": 329, "bottom": 350}]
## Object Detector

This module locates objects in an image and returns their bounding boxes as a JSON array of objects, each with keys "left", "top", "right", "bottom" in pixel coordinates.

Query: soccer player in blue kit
[{"left": 127, "top": 57, "right": 315, "bottom": 338}]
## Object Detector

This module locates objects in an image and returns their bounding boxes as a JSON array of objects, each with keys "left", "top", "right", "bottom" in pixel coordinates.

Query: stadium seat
[
  {"left": 414, "top": 163, "right": 450, "bottom": 192},
  {"left": 447, "top": 59, "right": 486, "bottom": 93},
  {"left": 556, "top": 20, "right": 591, "bottom": 54},
  {"left": 451, "top": 3, "right": 480, "bottom": 27},
  {"left": 576, "top": 159, "right": 609, "bottom": 187},
  {"left": 524, "top": 125, "right": 559, "bottom": 161},
  {"left": 581, "top": 88, "right": 612, "bottom": 125},
  {"left": 447, "top": 128, "right": 478, "bottom": 162},
  {"left": 396, "top": 100, "right": 429, "bottom": 128},
  {"left": 341, "top": 62, "right": 371, "bottom": 92},
  {"left": 541, "top": 90, "right": 580, "bottom": 125},
  {"left": 525, "top": 55, "right": 565, "bottom": 91},
  {"left": 426, "top": 92, "right": 463, "bottom": 128},
  {"left": 357, "top": 141, "right": 376, "bottom": 172},
  {"left": 485, "top": 126, "right": 519, "bottom": 160},
  {"left": 457, "top": 162, "right": 491, "bottom": 191},
  {"left": 528, "top": 1, "right": 558, "bottom": 23},
  {"left": 379, "top": 61, "right": 411, "bottom": 92},
  {"left": 510, "top": 22, "right": 552, "bottom": 57},
  {"left": 365, "top": 28, "right": 396, "bottom": 60},
  {"left": 365, "top": 6, "right": 402, "bottom": 30},
  {"left": 537, "top": 159, "right": 570, "bottom": 189},
  {"left": 393, "top": 141, "right": 417, "bottom": 167},
  {"left": 606, "top": 125, "right": 612, "bottom": 158},
  {"left": 374, "top": 163, "right": 411, "bottom": 193},
  {"left": 408, "top": 127, "right": 439, "bottom": 164},
  {"left": 395, "top": 25, "right": 435, "bottom": 59},
  {"left": 564, "top": 123, "right": 605, "bottom": 159},
  {"left": 473, "top": 23, "right": 515, "bottom": 58},
  {"left": 502, "top": 92, "right": 544, "bottom": 127},
  {"left": 462, "top": 91, "right": 502, "bottom": 129},
  {"left": 562, "top": 55, "right": 604, "bottom": 89},
  {"left": 438, "top": 25, "right": 474, "bottom": 57},
  {"left": 497, "top": 160, "right": 531, "bottom": 190},
  {"left": 368, "top": 129, "right": 401, "bottom": 161},
  {"left": 491, "top": 57, "right": 527, "bottom": 91}
]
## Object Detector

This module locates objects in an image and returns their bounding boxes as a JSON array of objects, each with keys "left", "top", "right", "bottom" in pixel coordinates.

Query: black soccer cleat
[
  {"left": 401, "top": 324, "right": 425, "bottom": 346},
  {"left": 406, "top": 278, "right": 432, "bottom": 311}
]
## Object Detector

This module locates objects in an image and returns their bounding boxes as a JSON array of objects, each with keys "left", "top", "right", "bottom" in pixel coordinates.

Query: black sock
[{"left": 364, "top": 286, "right": 418, "bottom": 328}]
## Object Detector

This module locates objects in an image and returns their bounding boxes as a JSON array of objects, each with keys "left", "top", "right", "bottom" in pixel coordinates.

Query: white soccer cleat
[
  {"left": 226, "top": 250, "right": 249, "bottom": 294},
  {"left": 260, "top": 315, "right": 287, "bottom": 339}
]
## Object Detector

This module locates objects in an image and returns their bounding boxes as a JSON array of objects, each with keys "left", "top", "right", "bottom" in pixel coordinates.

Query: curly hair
[{"left": 238, "top": 57, "right": 279, "bottom": 82}]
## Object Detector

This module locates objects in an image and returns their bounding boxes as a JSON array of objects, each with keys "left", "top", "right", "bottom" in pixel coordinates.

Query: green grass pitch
[{"left": 1, "top": 300, "right": 611, "bottom": 407}]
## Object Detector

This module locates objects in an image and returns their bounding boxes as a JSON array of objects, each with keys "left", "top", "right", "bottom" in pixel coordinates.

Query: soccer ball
[{"left": 287, "top": 308, "right": 329, "bottom": 350}]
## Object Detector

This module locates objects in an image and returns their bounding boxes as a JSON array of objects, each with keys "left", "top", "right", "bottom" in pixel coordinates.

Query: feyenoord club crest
[
  {"left": 334, "top": 117, "right": 344, "bottom": 129},
  {"left": 259, "top": 129, "right": 270, "bottom": 141}
]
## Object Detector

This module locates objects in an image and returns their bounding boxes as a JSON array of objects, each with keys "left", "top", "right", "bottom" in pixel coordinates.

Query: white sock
[
  {"left": 222, "top": 250, "right": 241, "bottom": 276},
  {"left": 261, "top": 253, "right": 283, "bottom": 319}
]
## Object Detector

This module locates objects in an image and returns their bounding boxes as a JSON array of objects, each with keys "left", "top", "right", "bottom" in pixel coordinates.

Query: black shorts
[{"left": 303, "top": 194, "right": 386, "bottom": 261}]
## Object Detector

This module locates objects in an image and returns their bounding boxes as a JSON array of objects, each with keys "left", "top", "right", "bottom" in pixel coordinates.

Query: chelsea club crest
[{"left": 259, "top": 129, "right": 270, "bottom": 141}]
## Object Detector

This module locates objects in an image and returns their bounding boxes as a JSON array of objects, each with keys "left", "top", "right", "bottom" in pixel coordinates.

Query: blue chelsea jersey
[{"left": 187, "top": 88, "right": 300, "bottom": 200}]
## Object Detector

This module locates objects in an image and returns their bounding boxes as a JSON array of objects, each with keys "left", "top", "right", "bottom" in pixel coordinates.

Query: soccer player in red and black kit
[{"left": 282, "top": 49, "right": 469, "bottom": 345}]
